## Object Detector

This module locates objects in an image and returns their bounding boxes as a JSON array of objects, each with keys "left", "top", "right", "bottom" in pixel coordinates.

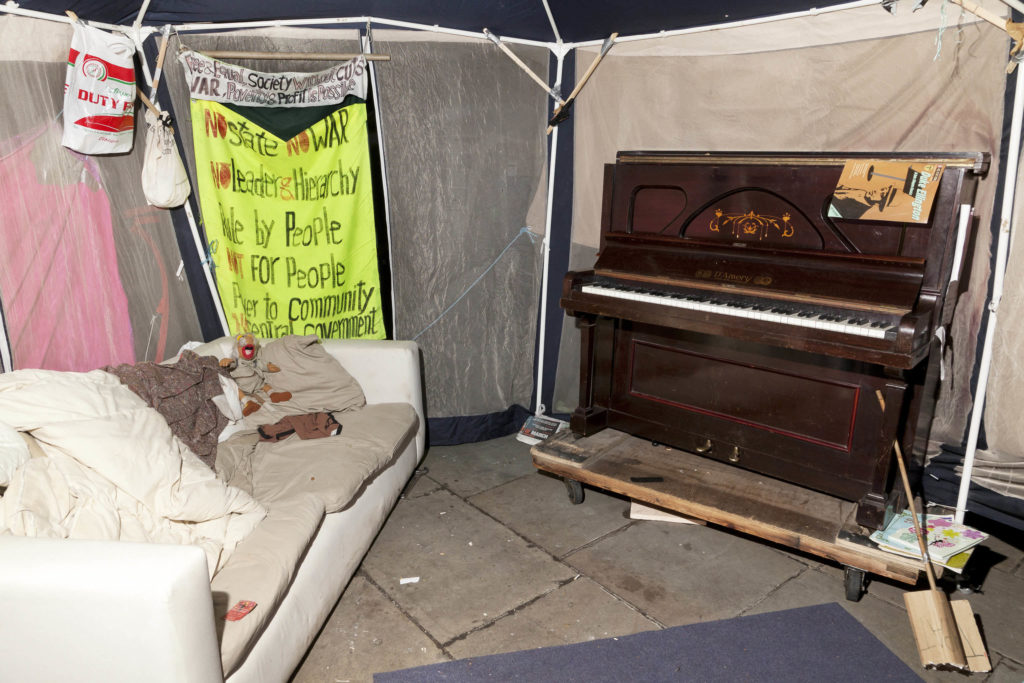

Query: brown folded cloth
[{"left": 257, "top": 412, "right": 341, "bottom": 442}]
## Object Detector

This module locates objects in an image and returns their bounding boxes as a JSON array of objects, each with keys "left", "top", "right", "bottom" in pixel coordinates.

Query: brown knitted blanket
[{"left": 103, "top": 350, "right": 228, "bottom": 468}]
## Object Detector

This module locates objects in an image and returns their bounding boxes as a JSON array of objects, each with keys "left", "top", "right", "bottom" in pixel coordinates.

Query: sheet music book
[{"left": 828, "top": 160, "right": 945, "bottom": 224}]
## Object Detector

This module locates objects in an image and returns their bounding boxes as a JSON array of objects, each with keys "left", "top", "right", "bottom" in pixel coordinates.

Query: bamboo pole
[{"left": 201, "top": 51, "right": 390, "bottom": 61}]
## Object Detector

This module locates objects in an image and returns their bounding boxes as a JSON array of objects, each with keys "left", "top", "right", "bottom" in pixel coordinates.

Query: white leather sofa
[{"left": 0, "top": 338, "right": 425, "bottom": 682}]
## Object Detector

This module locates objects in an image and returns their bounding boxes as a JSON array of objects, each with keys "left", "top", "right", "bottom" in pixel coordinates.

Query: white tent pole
[
  {"left": 183, "top": 202, "right": 231, "bottom": 334},
  {"left": 955, "top": 65, "right": 1024, "bottom": 524},
  {"left": 534, "top": 45, "right": 567, "bottom": 416},
  {"left": 540, "top": 0, "right": 563, "bottom": 44}
]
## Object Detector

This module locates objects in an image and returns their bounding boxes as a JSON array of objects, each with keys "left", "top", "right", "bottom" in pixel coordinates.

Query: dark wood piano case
[{"left": 563, "top": 152, "right": 988, "bottom": 530}]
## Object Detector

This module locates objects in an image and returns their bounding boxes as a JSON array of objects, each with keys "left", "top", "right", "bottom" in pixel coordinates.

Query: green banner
[{"left": 191, "top": 99, "right": 385, "bottom": 340}]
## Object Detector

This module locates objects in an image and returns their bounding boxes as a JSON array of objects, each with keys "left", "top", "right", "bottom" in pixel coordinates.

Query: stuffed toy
[{"left": 220, "top": 332, "right": 292, "bottom": 417}]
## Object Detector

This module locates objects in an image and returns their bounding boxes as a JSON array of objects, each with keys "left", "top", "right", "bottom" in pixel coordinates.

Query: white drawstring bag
[
  {"left": 141, "top": 109, "right": 191, "bottom": 208},
  {"left": 62, "top": 22, "right": 136, "bottom": 155}
]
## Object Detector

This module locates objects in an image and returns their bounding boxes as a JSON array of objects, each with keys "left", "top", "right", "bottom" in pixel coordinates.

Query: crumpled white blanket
[{"left": 0, "top": 368, "right": 265, "bottom": 576}]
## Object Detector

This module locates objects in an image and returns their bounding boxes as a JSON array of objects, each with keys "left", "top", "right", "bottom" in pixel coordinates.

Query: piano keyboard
[{"left": 580, "top": 283, "right": 896, "bottom": 340}]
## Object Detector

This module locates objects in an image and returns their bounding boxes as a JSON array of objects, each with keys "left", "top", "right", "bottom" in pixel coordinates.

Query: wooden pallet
[{"left": 532, "top": 428, "right": 921, "bottom": 586}]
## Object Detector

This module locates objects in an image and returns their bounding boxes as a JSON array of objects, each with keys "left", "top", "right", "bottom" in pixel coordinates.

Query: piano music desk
[{"left": 531, "top": 428, "right": 921, "bottom": 600}]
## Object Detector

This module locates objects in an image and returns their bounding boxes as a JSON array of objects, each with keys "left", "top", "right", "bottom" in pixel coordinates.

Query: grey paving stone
[
  {"left": 468, "top": 469, "right": 632, "bottom": 558},
  {"left": 952, "top": 568, "right": 1024, "bottom": 664},
  {"left": 565, "top": 521, "right": 806, "bottom": 625},
  {"left": 420, "top": 435, "right": 537, "bottom": 497},
  {"left": 448, "top": 576, "right": 660, "bottom": 660},
  {"left": 292, "top": 576, "right": 446, "bottom": 683},
  {"left": 986, "top": 654, "right": 1023, "bottom": 683},
  {"left": 361, "top": 487, "right": 577, "bottom": 645}
]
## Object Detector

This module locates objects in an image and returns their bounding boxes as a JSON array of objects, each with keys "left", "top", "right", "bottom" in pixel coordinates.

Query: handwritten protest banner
[
  {"left": 179, "top": 50, "right": 367, "bottom": 107},
  {"left": 190, "top": 97, "right": 385, "bottom": 340}
]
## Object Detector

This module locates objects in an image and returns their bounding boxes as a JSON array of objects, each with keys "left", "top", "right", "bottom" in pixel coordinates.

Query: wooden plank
[
  {"left": 950, "top": 599, "right": 991, "bottom": 672},
  {"left": 532, "top": 429, "right": 920, "bottom": 584}
]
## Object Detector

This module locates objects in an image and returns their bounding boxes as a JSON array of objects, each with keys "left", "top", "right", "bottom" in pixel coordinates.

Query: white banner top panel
[{"left": 178, "top": 50, "right": 367, "bottom": 106}]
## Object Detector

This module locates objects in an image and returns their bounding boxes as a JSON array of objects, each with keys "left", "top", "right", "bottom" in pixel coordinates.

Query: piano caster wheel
[
  {"left": 843, "top": 566, "right": 867, "bottom": 602},
  {"left": 564, "top": 478, "right": 584, "bottom": 505}
]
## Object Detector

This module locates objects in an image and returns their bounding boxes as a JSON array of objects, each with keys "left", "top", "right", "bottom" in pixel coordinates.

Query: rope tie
[{"left": 413, "top": 227, "right": 539, "bottom": 341}]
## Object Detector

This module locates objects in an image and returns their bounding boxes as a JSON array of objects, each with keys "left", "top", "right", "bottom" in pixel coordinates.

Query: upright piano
[{"left": 562, "top": 151, "right": 988, "bottom": 530}]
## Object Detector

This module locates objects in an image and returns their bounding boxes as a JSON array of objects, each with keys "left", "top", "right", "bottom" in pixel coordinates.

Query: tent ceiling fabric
[{"left": 20, "top": 0, "right": 855, "bottom": 42}]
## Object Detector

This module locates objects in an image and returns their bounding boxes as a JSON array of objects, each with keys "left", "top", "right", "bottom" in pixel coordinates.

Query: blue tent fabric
[{"left": 22, "top": 0, "right": 856, "bottom": 42}]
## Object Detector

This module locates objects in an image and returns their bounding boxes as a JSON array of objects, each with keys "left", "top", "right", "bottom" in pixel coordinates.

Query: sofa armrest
[{"left": 0, "top": 536, "right": 222, "bottom": 683}]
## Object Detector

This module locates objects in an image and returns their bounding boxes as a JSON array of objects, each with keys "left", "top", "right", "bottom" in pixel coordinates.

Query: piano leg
[
  {"left": 856, "top": 381, "right": 908, "bottom": 530},
  {"left": 570, "top": 315, "right": 613, "bottom": 436}
]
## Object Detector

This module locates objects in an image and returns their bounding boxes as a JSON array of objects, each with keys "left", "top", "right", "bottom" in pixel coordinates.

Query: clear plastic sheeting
[
  {"left": 161, "top": 28, "right": 548, "bottom": 423},
  {"left": 374, "top": 33, "right": 548, "bottom": 421},
  {"left": 552, "top": 1, "right": 1008, "bottom": 454},
  {"left": 0, "top": 15, "right": 202, "bottom": 371}
]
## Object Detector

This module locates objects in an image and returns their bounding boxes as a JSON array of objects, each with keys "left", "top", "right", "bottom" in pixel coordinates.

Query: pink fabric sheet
[{"left": 0, "top": 130, "right": 134, "bottom": 371}]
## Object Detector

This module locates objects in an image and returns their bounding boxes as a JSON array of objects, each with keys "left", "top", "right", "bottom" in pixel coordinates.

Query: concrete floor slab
[
  {"left": 359, "top": 487, "right": 576, "bottom": 645},
  {"left": 292, "top": 576, "right": 445, "bottom": 683},
  {"left": 564, "top": 521, "right": 806, "bottom": 625},
  {"left": 447, "top": 576, "right": 659, "bottom": 660},
  {"left": 417, "top": 435, "right": 536, "bottom": 498},
  {"left": 295, "top": 437, "right": 1024, "bottom": 682},
  {"left": 468, "top": 470, "right": 632, "bottom": 558},
  {"left": 987, "top": 655, "right": 1023, "bottom": 682}
]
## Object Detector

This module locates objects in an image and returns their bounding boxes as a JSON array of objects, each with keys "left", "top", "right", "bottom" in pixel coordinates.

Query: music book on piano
[{"left": 827, "top": 159, "right": 945, "bottom": 224}]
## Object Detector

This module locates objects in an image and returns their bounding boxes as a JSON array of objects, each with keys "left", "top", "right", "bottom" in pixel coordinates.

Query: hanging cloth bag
[
  {"left": 62, "top": 22, "right": 137, "bottom": 155},
  {"left": 141, "top": 109, "right": 191, "bottom": 208}
]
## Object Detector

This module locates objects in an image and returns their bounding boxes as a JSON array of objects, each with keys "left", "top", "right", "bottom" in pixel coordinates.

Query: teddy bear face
[{"left": 235, "top": 332, "right": 258, "bottom": 361}]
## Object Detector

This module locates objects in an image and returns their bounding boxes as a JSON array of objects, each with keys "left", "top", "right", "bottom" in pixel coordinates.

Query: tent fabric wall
[
  {"left": 372, "top": 31, "right": 548, "bottom": 441},
  {"left": 0, "top": 15, "right": 203, "bottom": 371},
  {"left": 973, "top": 149, "right": 1024, "bottom": 490},
  {"left": 551, "top": 2, "right": 1009, "bottom": 457},
  {"left": 161, "top": 28, "right": 548, "bottom": 443}
]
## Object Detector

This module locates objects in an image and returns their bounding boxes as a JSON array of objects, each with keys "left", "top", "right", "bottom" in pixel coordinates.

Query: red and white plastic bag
[{"left": 62, "top": 22, "right": 137, "bottom": 155}]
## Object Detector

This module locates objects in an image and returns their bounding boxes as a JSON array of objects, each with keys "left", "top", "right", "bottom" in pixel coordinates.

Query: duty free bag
[{"left": 62, "top": 22, "right": 136, "bottom": 155}]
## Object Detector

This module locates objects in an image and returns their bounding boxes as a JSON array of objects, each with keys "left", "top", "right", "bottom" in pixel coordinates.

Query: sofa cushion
[
  {"left": 217, "top": 402, "right": 419, "bottom": 513},
  {"left": 211, "top": 492, "right": 324, "bottom": 674}
]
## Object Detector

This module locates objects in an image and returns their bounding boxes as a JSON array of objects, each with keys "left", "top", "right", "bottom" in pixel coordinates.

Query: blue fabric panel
[
  {"left": 376, "top": 603, "right": 920, "bottom": 682},
  {"left": 141, "top": 35, "right": 225, "bottom": 342},
  {"left": 924, "top": 448, "right": 1024, "bottom": 531},
  {"left": 22, "top": 1, "right": 858, "bottom": 43},
  {"left": 428, "top": 405, "right": 531, "bottom": 446}
]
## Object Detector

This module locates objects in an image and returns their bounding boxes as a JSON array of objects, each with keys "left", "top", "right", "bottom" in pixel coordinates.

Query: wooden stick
[
  {"left": 136, "top": 89, "right": 162, "bottom": 118},
  {"left": 875, "top": 390, "right": 936, "bottom": 586},
  {"left": 547, "top": 33, "right": 617, "bottom": 134},
  {"left": 949, "top": 0, "right": 1008, "bottom": 29},
  {"left": 948, "top": 0, "right": 1024, "bottom": 72},
  {"left": 150, "top": 31, "right": 170, "bottom": 94},
  {"left": 201, "top": 50, "right": 390, "bottom": 61},
  {"left": 483, "top": 28, "right": 562, "bottom": 104}
]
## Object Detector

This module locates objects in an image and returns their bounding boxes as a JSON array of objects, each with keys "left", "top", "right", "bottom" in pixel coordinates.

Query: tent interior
[{"left": 2, "top": 0, "right": 1024, "bottom": 536}]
